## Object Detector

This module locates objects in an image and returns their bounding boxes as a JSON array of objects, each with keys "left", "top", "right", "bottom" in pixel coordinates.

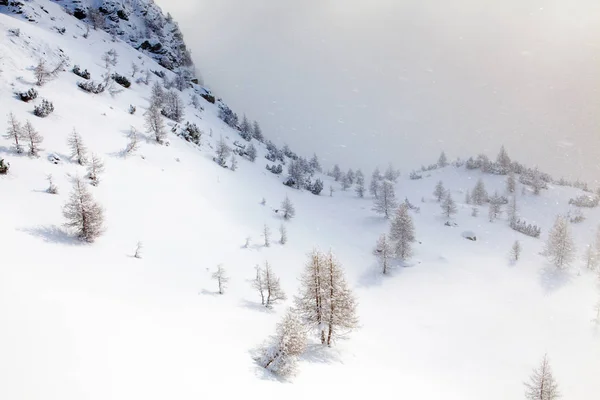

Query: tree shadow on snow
[
  {"left": 19, "top": 225, "right": 82, "bottom": 246},
  {"left": 199, "top": 288, "right": 221, "bottom": 296},
  {"left": 357, "top": 261, "right": 403, "bottom": 288},
  {"left": 538, "top": 265, "right": 572, "bottom": 294},
  {"left": 299, "top": 343, "right": 343, "bottom": 365},
  {"left": 239, "top": 299, "right": 276, "bottom": 314},
  {"left": 0, "top": 145, "right": 26, "bottom": 157}
]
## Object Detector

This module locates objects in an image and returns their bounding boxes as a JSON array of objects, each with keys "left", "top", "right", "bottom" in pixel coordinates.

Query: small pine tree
[
  {"left": 63, "top": 176, "right": 104, "bottom": 242},
  {"left": 68, "top": 129, "right": 88, "bottom": 165},
  {"left": 369, "top": 167, "right": 382, "bottom": 198},
  {"left": 259, "top": 308, "right": 307, "bottom": 377},
  {"left": 372, "top": 180, "right": 397, "bottom": 218},
  {"left": 124, "top": 127, "right": 139, "bottom": 157},
  {"left": 511, "top": 240, "right": 521, "bottom": 262},
  {"left": 215, "top": 136, "right": 231, "bottom": 167},
  {"left": 263, "top": 261, "right": 287, "bottom": 308},
  {"left": 279, "top": 224, "right": 288, "bottom": 245},
  {"left": 496, "top": 145, "right": 511, "bottom": 171},
  {"left": 247, "top": 143, "right": 257, "bottom": 162},
  {"left": 472, "top": 179, "right": 488, "bottom": 205},
  {"left": 252, "top": 121, "right": 264, "bottom": 142},
  {"left": 583, "top": 244, "right": 597, "bottom": 270},
  {"left": 437, "top": 151, "right": 448, "bottom": 167},
  {"left": 441, "top": 192, "right": 457, "bottom": 218},
  {"left": 212, "top": 264, "right": 229, "bottom": 295},
  {"left": 471, "top": 206, "right": 479, "bottom": 217},
  {"left": 507, "top": 195, "right": 518, "bottom": 226},
  {"left": 507, "top": 171, "right": 516, "bottom": 193},
  {"left": 389, "top": 204, "right": 416, "bottom": 260},
  {"left": 46, "top": 174, "right": 58, "bottom": 194},
  {"left": 544, "top": 216, "right": 575, "bottom": 269},
  {"left": 145, "top": 105, "right": 166, "bottom": 144},
  {"left": 332, "top": 164, "right": 342, "bottom": 181},
  {"left": 373, "top": 234, "right": 393, "bottom": 275},
  {"left": 263, "top": 224, "right": 271, "bottom": 247},
  {"left": 230, "top": 153, "right": 238, "bottom": 171},
  {"left": 5, "top": 113, "right": 24, "bottom": 153},
  {"left": 355, "top": 169, "right": 365, "bottom": 198},
  {"left": 22, "top": 120, "right": 43, "bottom": 157},
  {"left": 488, "top": 191, "right": 503, "bottom": 222},
  {"left": 433, "top": 181, "right": 445, "bottom": 202},
  {"left": 524, "top": 354, "right": 560, "bottom": 400},
  {"left": 281, "top": 196, "right": 295, "bottom": 220},
  {"left": 86, "top": 153, "right": 105, "bottom": 186}
]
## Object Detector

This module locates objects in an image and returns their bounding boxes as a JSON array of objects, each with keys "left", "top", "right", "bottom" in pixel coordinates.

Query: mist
[{"left": 157, "top": 0, "right": 600, "bottom": 184}]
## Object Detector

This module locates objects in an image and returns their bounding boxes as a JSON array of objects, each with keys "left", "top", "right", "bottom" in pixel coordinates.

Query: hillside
[{"left": 1, "top": 2, "right": 599, "bottom": 399}]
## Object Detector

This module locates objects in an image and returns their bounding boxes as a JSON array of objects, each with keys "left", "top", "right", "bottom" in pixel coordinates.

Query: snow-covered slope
[{"left": 1, "top": 2, "right": 599, "bottom": 399}]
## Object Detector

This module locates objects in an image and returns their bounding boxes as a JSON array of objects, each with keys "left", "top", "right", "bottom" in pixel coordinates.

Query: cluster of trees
[
  {"left": 373, "top": 204, "right": 416, "bottom": 274},
  {"left": 284, "top": 156, "right": 325, "bottom": 195},
  {"left": 568, "top": 194, "right": 599, "bottom": 208},
  {"left": 4, "top": 113, "right": 44, "bottom": 156},
  {"left": 217, "top": 105, "right": 264, "bottom": 143},
  {"left": 258, "top": 249, "right": 358, "bottom": 377}
]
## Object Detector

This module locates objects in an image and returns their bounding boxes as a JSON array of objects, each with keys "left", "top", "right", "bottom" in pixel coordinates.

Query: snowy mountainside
[{"left": 1, "top": 2, "right": 600, "bottom": 400}]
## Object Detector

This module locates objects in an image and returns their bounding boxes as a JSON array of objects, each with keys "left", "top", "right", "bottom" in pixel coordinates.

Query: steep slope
[{"left": 1, "top": 2, "right": 599, "bottom": 400}]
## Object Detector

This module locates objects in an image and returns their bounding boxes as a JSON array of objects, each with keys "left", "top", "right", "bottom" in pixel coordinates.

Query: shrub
[
  {"left": 72, "top": 65, "right": 91, "bottom": 79},
  {"left": 0, "top": 159, "right": 9, "bottom": 174},
  {"left": 128, "top": 105, "right": 136, "bottom": 114},
  {"left": 266, "top": 164, "right": 283, "bottom": 175},
  {"left": 19, "top": 88, "right": 38, "bottom": 102},
  {"left": 112, "top": 73, "right": 131, "bottom": 88},
  {"left": 77, "top": 80, "right": 105, "bottom": 94},
  {"left": 568, "top": 194, "right": 599, "bottom": 208},
  {"left": 310, "top": 178, "right": 324, "bottom": 195},
  {"left": 409, "top": 170, "right": 422, "bottom": 180},
  {"left": 179, "top": 122, "right": 202, "bottom": 145},
  {"left": 510, "top": 219, "right": 541, "bottom": 238},
  {"left": 33, "top": 99, "right": 54, "bottom": 117}
]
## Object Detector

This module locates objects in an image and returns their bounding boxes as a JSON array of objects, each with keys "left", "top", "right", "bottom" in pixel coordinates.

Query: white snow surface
[{"left": 1, "top": 3, "right": 599, "bottom": 399}]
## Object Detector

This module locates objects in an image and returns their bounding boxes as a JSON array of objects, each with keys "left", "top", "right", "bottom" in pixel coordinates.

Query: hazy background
[{"left": 157, "top": 0, "right": 600, "bottom": 184}]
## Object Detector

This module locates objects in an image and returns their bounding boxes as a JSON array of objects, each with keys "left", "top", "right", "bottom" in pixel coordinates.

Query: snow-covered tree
[
  {"left": 437, "top": 151, "right": 448, "bottom": 167},
  {"left": 101, "top": 49, "right": 118, "bottom": 69},
  {"left": 263, "top": 224, "right": 271, "bottom": 247},
  {"left": 46, "top": 174, "right": 58, "bottom": 194},
  {"left": 583, "top": 244, "right": 597, "bottom": 270},
  {"left": 373, "top": 234, "right": 393, "bottom": 275},
  {"left": 332, "top": 164, "right": 342, "bottom": 181},
  {"left": 215, "top": 136, "right": 231, "bottom": 167},
  {"left": 488, "top": 191, "right": 503, "bottom": 222},
  {"left": 341, "top": 173, "right": 352, "bottom": 191},
  {"left": 346, "top": 169, "right": 356, "bottom": 184},
  {"left": 441, "top": 192, "right": 457, "bottom": 218},
  {"left": 465, "top": 190, "right": 472, "bottom": 204},
  {"left": 247, "top": 143, "right": 257, "bottom": 162},
  {"left": 230, "top": 154, "right": 238, "bottom": 171},
  {"left": 532, "top": 168, "right": 544, "bottom": 195},
  {"left": 309, "top": 153, "right": 321, "bottom": 173},
  {"left": 134, "top": 241, "right": 143, "bottom": 259},
  {"left": 145, "top": 105, "right": 166, "bottom": 144},
  {"left": 524, "top": 354, "right": 560, "bottom": 400},
  {"left": 68, "top": 129, "right": 88, "bottom": 165},
  {"left": 434, "top": 180, "right": 445, "bottom": 202},
  {"left": 384, "top": 163, "right": 399, "bottom": 182},
  {"left": 252, "top": 121, "right": 264, "bottom": 142},
  {"left": 124, "top": 127, "right": 139, "bottom": 157},
  {"left": 161, "top": 90, "right": 185, "bottom": 122},
  {"left": 130, "top": 62, "right": 139, "bottom": 78},
  {"left": 212, "top": 264, "right": 229, "bottom": 294},
  {"left": 150, "top": 81, "right": 165, "bottom": 108},
  {"left": 323, "top": 251, "right": 359, "bottom": 346},
  {"left": 253, "top": 265, "right": 266, "bottom": 305},
  {"left": 258, "top": 308, "right": 307, "bottom": 377},
  {"left": 472, "top": 179, "right": 488, "bottom": 205},
  {"left": 281, "top": 196, "right": 295, "bottom": 220},
  {"left": 355, "top": 169, "right": 365, "bottom": 198},
  {"left": 496, "top": 145, "right": 511, "bottom": 171},
  {"left": 240, "top": 115, "right": 252, "bottom": 141},
  {"left": 22, "top": 120, "right": 43, "bottom": 157},
  {"left": 370, "top": 167, "right": 382, "bottom": 198},
  {"left": 263, "top": 262, "right": 287, "bottom": 308},
  {"left": 4, "top": 113, "right": 23, "bottom": 153},
  {"left": 544, "top": 216, "right": 575, "bottom": 269},
  {"left": 511, "top": 240, "right": 521, "bottom": 262},
  {"left": 279, "top": 224, "right": 288, "bottom": 245},
  {"left": 389, "top": 204, "right": 416, "bottom": 260},
  {"left": 86, "top": 153, "right": 105, "bottom": 186},
  {"left": 471, "top": 206, "right": 479, "bottom": 217},
  {"left": 295, "top": 249, "right": 327, "bottom": 343},
  {"left": 63, "top": 176, "right": 104, "bottom": 242},
  {"left": 506, "top": 170, "right": 516, "bottom": 193},
  {"left": 507, "top": 195, "right": 518, "bottom": 226},
  {"left": 372, "top": 180, "right": 397, "bottom": 218}
]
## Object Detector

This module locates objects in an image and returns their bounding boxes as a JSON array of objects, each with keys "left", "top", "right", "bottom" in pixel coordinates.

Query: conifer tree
[
  {"left": 583, "top": 244, "right": 597, "bottom": 270},
  {"left": 544, "top": 216, "right": 575, "bottom": 269},
  {"left": 279, "top": 223, "right": 287, "bottom": 245},
  {"left": 46, "top": 174, "right": 58, "bottom": 194},
  {"left": 341, "top": 173, "right": 351, "bottom": 191},
  {"left": 384, "top": 163, "right": 398, "bottom": 182},
  {"left": 259, "top": 308, "right": 307, "bottom": 377},
  {"left": 144, "top": 105, "right": 166, "bottom": 144},
  {"left": 281, "top": 196, "right": 295, "bottom": 220},
  {"left": 507, "top": 195, "right": 518, "bottom": 226},
  {"left": 124, "top": 126, "right": 139, "bottom": 157},
  {"left": 22, "top": 120, "right": 43, "bottom": 157},
  {"left": 5, "top": 112, "right": 23, "bottom": 153},
  {"left": 86, "top": 153, "right": 105, "bottom": 186},
  {"left": 511, "top": 240, "right": 521, "bottom": 262},
  {"left": 212, "top": 264, "right": 229, "bottom": 295},
  {"left": 496, "top": 145, "right": 511, "bottom": 171},
  {"left": 63, "top": 176, "right": 104, "bottom": 242},
  {"left": 332, "top": 164, "right": 342, "bottom": 181},
  {"left": 263, "top": 261, "right": 287, "bottom": 308},
  {"left": 309, "top": 153, "right": 321, "bottom": 173},
  {"left": 472, "top": 179, "right": 488, "bottom": 205},
  {"left": 263, "top": 224, "right": 271, "bottom": 247},
  {"left": 369, "top": 167, "right": 382, "bottom": 198},
  {"left": 253, "top": 265, "right": 266, "bottom": 305},
  {"left": 524, "top": 354, "right": 560, "bottom": 400},
  {"left": 437, "top": 151, "right": 448, "bottom": 167},
  {"left": 441, "top": 192, "right": 457, "bottom": 218},
  {"left": 488, "top": 191, "right": 503, "bottom": 222},
  {"left": 295, "top": 249, "right": 327, "bottom": 344},
  {"left": 506, "top": 170, "right": 516, "bottom": 193},
  {"left": 68, "top": 129, "right": 88, "bottom": 165},
  {"left": 230, "top": 154, "right": 238, "bottom": 171},
  {"left": 252, "top": 120, "right": 264, "bottom": 142},
  {"left": 389, "top": 204, "right": 416, "bottom": 260},
  {"left": 433, "top": 180, "right": 445, "bottom": 202},
  {"left": 373, "top": 234, "right": 393, "bottom": 275},
  {"left": 240, "top": 115, "right": 252, "bottom": 140},
  {"left": 372, "top": 180, "right": 397, "bottom": 218},
  {"left": 215, "top": 136, "right": 231, "bottom": 167},
  {"left": 355, "top": 169, "right": 365, "bottom": 198}
]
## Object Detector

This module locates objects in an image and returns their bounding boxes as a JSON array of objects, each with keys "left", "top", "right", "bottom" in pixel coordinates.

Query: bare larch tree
[
  {"left": 524, "top": 354, "right": 560, "bottom": 400},
  {"left": 87, "top": 153, "right": 105, "bottom": 186},
  {"left": 63, "top": 176, "right": 104, "bottom": 242},
  {"left": 68, "top": 129, "right": 88, "bottom": 165},
  {"left": 374, "top": 234, "right": 394, "bottom": 275},
  {"left": 281, "top": 195, "right": 295, "bottom": 220},
  {"left": 389, "top": 204, "right": 416, "bottom": 261},
  {"left": 372, "top": 180, "right": 397, "bottom": 218},
  {"left": 212, "top": 264, "right": 229, "bottom": 295},
  {"left": 145, "top": 105, "right": 166, "bottom": 144},
  {"left": 22, "top": 120, "right": 43, "bottom": 157},
  {"left": 544, "top": 216, "right": 575, "bottom": 269},
  {"left": 263, "top": 261, "right": 287, "bottom": 308},
  {"left": 5, "top": 112, "right": 23, "bottom": 153}
]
